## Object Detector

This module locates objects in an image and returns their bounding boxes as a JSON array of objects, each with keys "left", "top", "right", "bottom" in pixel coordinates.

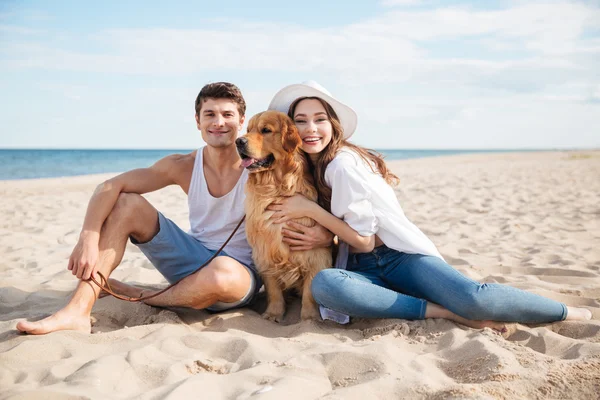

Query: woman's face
[{"left": 292, "top": 98, "right": 333, "bottom": 158}]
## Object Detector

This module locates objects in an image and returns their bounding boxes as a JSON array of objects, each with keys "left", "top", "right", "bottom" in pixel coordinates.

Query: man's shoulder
[
  {"left": 160, "top": 150, "right": 197, "bottom": 170},
  {"left": 151, "top": 151, "right": 198, "bottom": 190}
]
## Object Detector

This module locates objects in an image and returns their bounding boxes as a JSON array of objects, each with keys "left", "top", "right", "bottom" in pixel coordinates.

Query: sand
[{"left": 1, "top": 151, "right": 599, "bottom": 399}]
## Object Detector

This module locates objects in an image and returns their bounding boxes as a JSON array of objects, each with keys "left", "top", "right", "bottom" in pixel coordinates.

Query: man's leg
[
  {"left": 106, "top": 256, "right": 253, "bottom": 310},
  {"left": 16, "top": 193, "right": 160, "bottom": 334}
]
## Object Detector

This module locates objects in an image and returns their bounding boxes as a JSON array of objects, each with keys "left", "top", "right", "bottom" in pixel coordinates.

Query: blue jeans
[{"left": 311, "top": 245, "right": 567, "bottom": 323}]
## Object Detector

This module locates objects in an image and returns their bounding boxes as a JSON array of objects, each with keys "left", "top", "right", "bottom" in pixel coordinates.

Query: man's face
[{"left": 195, "top": 98, "right": 245, "bottom": 149}]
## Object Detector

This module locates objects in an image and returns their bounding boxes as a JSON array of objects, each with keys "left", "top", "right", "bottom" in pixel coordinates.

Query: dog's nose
[{"left": 236, "top": 137, "right": 248, "bottom": 147}]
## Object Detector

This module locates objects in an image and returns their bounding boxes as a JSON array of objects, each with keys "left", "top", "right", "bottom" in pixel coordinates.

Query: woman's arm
[
  {"left": 268, "top": 195, "right": 375, "bottom": 253},
  {"left": 308, "top": 203, "right": 375, "bottom": 252}
]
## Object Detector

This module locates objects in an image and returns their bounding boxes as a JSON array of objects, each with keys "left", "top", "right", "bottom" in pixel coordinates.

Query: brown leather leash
[{"left": 88, "top": 215, "right": 246, "bottom": 302}]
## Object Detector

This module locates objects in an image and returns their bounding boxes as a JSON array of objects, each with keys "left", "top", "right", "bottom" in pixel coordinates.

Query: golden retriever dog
[{"left": 235, "top": 110, "right": 332, "bottom": 322}]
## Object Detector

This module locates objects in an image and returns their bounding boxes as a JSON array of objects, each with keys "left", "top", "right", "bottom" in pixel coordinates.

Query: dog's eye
[{"left": 261, "top": 127, "right": 272, "bottom": 134}]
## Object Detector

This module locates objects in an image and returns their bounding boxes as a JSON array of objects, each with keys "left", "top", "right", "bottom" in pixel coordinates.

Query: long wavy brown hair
[{"left": 288, "top": 97, "right": 399, "bottom": 212}]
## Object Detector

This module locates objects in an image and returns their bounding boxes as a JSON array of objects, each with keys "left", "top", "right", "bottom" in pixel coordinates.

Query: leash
[{"left": 88, "top": 215, "right": 246, "bottom": 302}]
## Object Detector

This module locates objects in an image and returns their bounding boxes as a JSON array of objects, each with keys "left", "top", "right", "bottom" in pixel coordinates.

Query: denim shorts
[{"left": 131, "top": 212, "right": 261, "bottom": 312}]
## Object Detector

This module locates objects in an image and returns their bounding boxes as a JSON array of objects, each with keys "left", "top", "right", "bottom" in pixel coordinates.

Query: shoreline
[{"left": 2, "top": 149, "right": 598, "bottom": 183}]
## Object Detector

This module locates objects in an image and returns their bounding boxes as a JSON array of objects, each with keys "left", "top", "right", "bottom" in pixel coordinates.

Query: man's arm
[
  {"left": 80, "top": 155, "right": 183, "bottom": 237},
  {"left": 69, "top": 154, "right": 189, "bottom": 279}
]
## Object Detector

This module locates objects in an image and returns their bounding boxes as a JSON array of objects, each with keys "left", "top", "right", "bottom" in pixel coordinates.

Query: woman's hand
[
  {"left": 282, "top": 221, "right": 334, "bottom": 251},
  {"left": 267, "top": 194, "right": 316, "bottom": 224}
]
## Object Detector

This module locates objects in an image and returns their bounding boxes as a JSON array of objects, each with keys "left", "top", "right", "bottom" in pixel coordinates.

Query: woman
[{"left": 266, "top": 80, "right": 592, "bottom": 327}]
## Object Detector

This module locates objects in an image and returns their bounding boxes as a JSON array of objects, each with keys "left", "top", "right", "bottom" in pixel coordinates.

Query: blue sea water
[{"left": 0, "top": 148, "right": 533, "bottom": 180}]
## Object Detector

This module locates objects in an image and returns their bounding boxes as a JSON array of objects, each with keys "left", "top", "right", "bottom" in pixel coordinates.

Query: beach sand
[{"left": 1, "top": 151, "right": 599, "bottom": 399}]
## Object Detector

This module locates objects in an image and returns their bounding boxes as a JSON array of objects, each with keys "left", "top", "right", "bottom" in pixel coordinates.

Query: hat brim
[{"left": 268, "top": 84, "right": 357, "bottom": 139}]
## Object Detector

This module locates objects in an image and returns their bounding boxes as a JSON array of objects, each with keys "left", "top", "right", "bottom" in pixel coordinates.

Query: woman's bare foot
[
  {"left": 565, "top": 307, "right": 592, "bottom": 321},
  {"left": 16, "top": 308, "right": 91, "bottom": 335},
  {"left": 454, "top": 317, "right": 508, "bottom": 333},
  {"left": 426, "top": 303, "right": 508, "bottom": 333}
]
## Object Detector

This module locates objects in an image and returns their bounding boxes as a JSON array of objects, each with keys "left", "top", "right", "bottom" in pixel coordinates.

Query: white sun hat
[{"left": 268, "top": 80, "right": 358, "bottom": 139}]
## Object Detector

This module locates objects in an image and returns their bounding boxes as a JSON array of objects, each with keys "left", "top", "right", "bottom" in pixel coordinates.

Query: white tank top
[{"left": 187, "top": 147, "right": 253, "bottom": 267}]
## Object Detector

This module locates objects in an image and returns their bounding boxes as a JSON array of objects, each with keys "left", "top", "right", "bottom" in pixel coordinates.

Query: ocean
[{"left": 0, "top": 148, "right": 529, "bottom": 180}]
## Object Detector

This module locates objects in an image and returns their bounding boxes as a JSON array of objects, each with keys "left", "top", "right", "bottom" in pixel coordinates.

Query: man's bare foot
[
  {"left": 16, "top": 308, "right": 91, "bottom": 335},
  {"left": 565, "top": 307, "right": 592, "bottom": 321}
]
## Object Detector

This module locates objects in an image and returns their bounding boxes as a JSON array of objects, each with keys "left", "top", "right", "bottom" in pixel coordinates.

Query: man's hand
[
  {"left": 282, "top": 221, "right": 334, "bottom": 251},
  {"left": 67, "top": 233, "right": 100, "bottom": 281}
]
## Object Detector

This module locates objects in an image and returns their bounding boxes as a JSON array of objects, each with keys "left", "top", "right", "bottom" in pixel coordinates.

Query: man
[{"left": 17, "top": 82, "right": 332, "bottom": 334}]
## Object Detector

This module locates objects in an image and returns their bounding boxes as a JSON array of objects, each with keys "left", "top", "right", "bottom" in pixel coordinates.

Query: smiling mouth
[
  {"left": 303, "top": 137, "right": 321, "bottom": 144},
  {"left": 238, "top": 152, "right": 275, "bottom": 170}
]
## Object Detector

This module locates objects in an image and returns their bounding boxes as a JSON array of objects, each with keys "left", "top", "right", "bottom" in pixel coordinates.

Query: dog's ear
[
  {"left": 247, "top": 112, "right": 262, "bottom": 132},
  {"left": 281, "top": 116, "right": 301, "bottom": 153}
]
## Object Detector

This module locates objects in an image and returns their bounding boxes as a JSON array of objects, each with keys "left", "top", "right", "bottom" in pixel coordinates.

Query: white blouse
[
  {"left": 319, "top": 148, "right": 444, "bottom": 324},
  {"left": 325, "top": 148, "right": 444, "bottom": 266}
]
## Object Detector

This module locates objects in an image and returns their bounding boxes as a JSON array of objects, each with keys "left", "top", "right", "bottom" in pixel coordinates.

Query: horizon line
[{"left": 1, "top": 147, "right": 599, "bottom": 152}]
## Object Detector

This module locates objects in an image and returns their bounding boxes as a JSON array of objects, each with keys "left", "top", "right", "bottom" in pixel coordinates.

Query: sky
[{"left": 0, "top": 0, "right": 599, "bottom": 150}]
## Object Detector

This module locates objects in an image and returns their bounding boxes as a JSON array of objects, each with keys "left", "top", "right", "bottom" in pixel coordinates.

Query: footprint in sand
[
  {"left": 440, "top": 352, "right": 511, "bottom": 384},
  {"left": 458, "top": 248, "right": 478, "bottom": 255},
  {"left": 57, "top": 229, "right": 79, "bottom": 245},
  {"left": 507, "top": 325, "right": 600, "bottom": 360},
  {"left": 525, "top": 247, "right": 541, "bottom": 255},
  {"left": 444, "top": 256, "right": 470, "bottom": 266},
  {"left": 550, "top": 322, "right": 600, "bottom": 341},
  {"left": 547, "top": 256, "right": 575, "bottom": 267},
  {"left": 320, "top": 352, "right": 385, "bottom": 388},
  {"left": 186, "top": 359, "right": 231, "bottom": 375},
  {"left": 182, "top": 336, "right": 255, "bottom": 372}
]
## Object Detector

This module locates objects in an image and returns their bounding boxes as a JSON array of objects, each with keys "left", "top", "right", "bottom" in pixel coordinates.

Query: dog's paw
[
  {"left": 300, "top": 306, "right": 321, "bottom": 321},
  {"left": 262, "top": 311, "right": 284, "bottom": 323}
]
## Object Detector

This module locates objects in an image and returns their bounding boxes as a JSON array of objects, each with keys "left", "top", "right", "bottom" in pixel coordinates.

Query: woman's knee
[{"left": 451, "top": 286, "right": 491, "bottom": 320}]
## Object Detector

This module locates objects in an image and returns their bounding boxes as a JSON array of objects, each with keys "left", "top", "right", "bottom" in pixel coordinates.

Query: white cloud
[{"left": 2, "top": 2, "right": 597, "bottom": 83}]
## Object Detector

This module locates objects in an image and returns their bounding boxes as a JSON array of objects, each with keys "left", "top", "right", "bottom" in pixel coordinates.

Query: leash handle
[{"left": 89, "top": 215, "right": 246, "bottom": 302}]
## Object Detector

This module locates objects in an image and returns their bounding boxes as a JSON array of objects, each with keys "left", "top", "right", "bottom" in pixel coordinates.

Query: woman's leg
[
  {"left": 380, "top": 253, "right": 590, "bottom": 323},
  {"left": 312, "top": 268, "right": 507, "bottom": 330},
  {"left": 311, "top": 268, "right": 427, "bottom": 319}
]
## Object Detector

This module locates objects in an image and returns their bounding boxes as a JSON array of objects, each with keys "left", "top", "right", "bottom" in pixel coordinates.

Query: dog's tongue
[{"left": 240, "top": 158, "right": 256, "bottom": 168}]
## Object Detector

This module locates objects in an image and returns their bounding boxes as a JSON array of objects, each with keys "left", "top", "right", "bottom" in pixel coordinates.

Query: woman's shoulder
[
  {"left": 325, "top": 147, "right": 373, "bottom": 184},
  {"left": 329, "top": 147, "right": 363, "bottom": 169}
]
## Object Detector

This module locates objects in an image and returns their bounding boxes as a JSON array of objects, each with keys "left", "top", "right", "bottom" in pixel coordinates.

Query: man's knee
[
  {"left": 106, "top": 193, "right": 158, "bottom": 241},
  {"left": 110, "top": 193, "right": 146, "bottom": 220},
  {"left": 202, "top": 257, "right": 251, "bottom": 299}
]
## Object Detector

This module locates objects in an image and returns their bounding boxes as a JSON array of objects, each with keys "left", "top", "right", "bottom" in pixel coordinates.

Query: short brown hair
[{"left": 195, "top": 82, "right": 246, "bottom": 116}]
